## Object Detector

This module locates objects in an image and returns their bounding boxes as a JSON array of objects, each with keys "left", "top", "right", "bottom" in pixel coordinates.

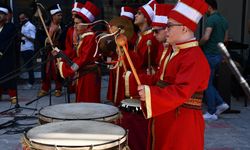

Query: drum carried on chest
[
  {"left": 38, "top": 103, "right": 120, "bottom": 124},
  {"left": 22, "top": 120, "right": 128, "bottom": 150},
  {"left": 120, "top": 99, "right": 142, "bottom": 113}
]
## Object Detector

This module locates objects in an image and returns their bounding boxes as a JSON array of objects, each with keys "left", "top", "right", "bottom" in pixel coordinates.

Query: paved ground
[{"left": 0, "top": 75, "right": 250, "bottom": 150}]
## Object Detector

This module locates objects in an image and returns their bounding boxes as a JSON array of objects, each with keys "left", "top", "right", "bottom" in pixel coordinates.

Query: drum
[
  {"left": 22, "top": 120, "right": 129, "bottom": 150},
  {"left": 120, "top": 99, "right": 141, "bottom": 113},
  {"left": 38, "top": 103, "right": 120, "bottom": 124},
  {"left": 119, "top": 99, "right": 148, "bottom": 150}
]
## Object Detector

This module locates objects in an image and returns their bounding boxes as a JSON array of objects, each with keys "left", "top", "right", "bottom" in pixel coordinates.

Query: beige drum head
[
  {"left": 120, "top": 99, "right": 141, "bottom": 112},
  {"left": 24, "top": 121, "right": 127, "bottom": 150},
  {"left": 39, "top": 103, "right": 119, "bottom": 123}
]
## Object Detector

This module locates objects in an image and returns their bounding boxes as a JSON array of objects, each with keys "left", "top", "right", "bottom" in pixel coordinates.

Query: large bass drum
[
  {"left": 38, "top": 103, "right": 120, "bottom": 124},
  {"left": 22, "top": 120, "right": 129, "bottom": 150}
]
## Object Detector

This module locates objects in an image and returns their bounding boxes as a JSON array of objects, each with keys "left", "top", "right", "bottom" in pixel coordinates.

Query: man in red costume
[
  {"left": 119, "top": 1, "right": 161, "bottom": 150},
  {"left": 151, "top": 4, "right": 174, "bottom": 72},
  {"left": 64, "top": 2, "right": 84, "bottom": 59},
  {"left": 38, "top": 4, "right": 64, "bottom": 97},
  {"left": 107, "top": 6, "right": 136, "bottom": 106},
  {"left": 63, "top": 2, "right": 85, "bottom": 94},
  {"left": 125, "top": 0, "right": 160, "bottom": 98},
  {"left": 127, "top": 0, "right": 210, "bottom": 149},
  {"left": 132, "top": 0, "right": 159, "bottom": 75},
  {"left": 57, "top": 1, "right": 101, "bottom": 103}
]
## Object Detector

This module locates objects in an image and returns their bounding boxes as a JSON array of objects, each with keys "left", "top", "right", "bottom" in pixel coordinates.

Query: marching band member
[
  {"left": 38, "top": 4, "right": 64, "bottom": 97},
  {"left": 151, "top": 4, "right": 174, "bottom": 69},
  {"left": 63, "top": 2, "right": 85, "bottom": 94},
  {"left": 64, "top": 2, "right": 84, "bottom": 59},
  {"left": 125, "top": 0, "right": 160, "bottom": 99},
  {"left": 120, "top": 6, "right": 138, "bottom": 48},
  {"left": 57, "top": 1, "right": 101, "bottom": 103},
  {"left": 107, "top": 6, "right": 136, "bottom": 106},
  {"left": 119, "top": 1, "right": 160, "bottom": 149},
  {"left": 133, "top": 0, "right": 210, "bottom": 149},
  {"left": 132, "top": 0, "right": 160, "bottom": 75}
]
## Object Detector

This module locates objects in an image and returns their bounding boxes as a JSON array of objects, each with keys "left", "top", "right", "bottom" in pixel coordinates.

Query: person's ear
[{"left": 182, "top": 26, "right": 188, "bottom": 33}]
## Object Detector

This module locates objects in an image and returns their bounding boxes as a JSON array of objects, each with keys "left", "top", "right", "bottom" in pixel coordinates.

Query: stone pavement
[{"left": 0, "top": 75, "right": 250, "bottom": 150}]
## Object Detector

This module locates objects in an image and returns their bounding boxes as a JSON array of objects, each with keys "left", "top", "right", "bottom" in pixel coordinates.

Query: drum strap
[{"left": 156, "top": 80, "right": 203, "bottom": 110}]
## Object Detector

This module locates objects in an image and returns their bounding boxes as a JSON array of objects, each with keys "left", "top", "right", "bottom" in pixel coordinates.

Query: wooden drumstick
[
  {"left": 37, "top": 5, "right": 54, "bottom": 47},
  {"left": 116, "top": 34, "right": 141, "bottom": 85}
]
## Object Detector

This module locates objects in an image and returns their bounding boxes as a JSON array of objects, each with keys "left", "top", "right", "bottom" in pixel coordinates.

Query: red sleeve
[
  {"left": 72, "top": 34, "right": 97, "bottom": 68},
  {"left": 64, "top": 27, "right": 76, "bottom": 59},
  {"left": 58, "top": 61, "right": 75, "bottom": 78},
  {"left": 143, "top": 47, "right": 210, "bottom": 118}
]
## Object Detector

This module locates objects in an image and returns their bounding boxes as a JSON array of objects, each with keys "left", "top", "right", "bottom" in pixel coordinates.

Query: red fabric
[
  {"left": 151, "top": 4, "right": 174, "bottom": 27},
  {"left": 77, "top": 1, "right": 100, "bottom": 23},
  {"left": 167, "top": 0, "right": 208, "bottom": 31},
  {"left": 107, "top": 67, "right": 126, "bottom": 106},
  {"left": 129, "top": 41, "right": 210, "bottom": 150},
  {"left": 42, "top": 23, "right": 63, "bottom": 92},
  {"left": 64, "top": 26, "right": 77, "bottom": 59},
  {"left": 132, "top": 31, "right": 160, "bottom": 74},
  {"left": 61, "top": 32, "right": 101, "bottom": 103},
  {"left": 0, "top": 88, "right": 16, "bottom": 97},
  {"left": 138, "top": 0, "right": 158, "bottom": 25},
  {"left": 118, "top": 110, "right": 148, "bottom": 150},
  {"left": 182, "top": 0, "right": 208, "bottom": 15},
  {"left": 41, "top": 57, "right": 62, "bottom": 92},
  {"left": 63, "top": 26, "right": 76, "bottom": 93},
  {"left": 107, "top": 33, "right": 138, "bottom": 105},
  {"left": 125, "top": 31, "right": 160, "bottom": 98}
]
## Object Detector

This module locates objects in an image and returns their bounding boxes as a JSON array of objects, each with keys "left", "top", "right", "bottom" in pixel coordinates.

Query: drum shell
[
  {"left": 118, "top": 99, "right": 148, "bottom": 150},
  {"left": 22, "top": 135, "right": 128, "bottom": 150},
  {"left": 21, "top": 121, "right": 129, "bottom": 150}
]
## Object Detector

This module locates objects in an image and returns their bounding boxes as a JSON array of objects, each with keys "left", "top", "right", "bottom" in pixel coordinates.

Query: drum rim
[
  {"left": 38, "top": 103, "right": 119, "bottom": 121},
  {"left": 38, "top": 112, "right": 120, "bottom": 121},
  {"left": 24, "top": 121, "right": 128, "bottom": 149}
]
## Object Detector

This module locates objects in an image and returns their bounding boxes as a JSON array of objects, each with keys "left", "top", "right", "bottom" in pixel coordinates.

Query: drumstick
[
  {"left": 36, "top": 5, "right": 53, "bottom": 48},
  {"left": 116, "top": 34, "right": 141, "bottom": 85}
]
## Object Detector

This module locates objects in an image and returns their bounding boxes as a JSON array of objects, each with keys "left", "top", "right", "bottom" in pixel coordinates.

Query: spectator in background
[
  {"left": 200, "top": 0, "right": 229, "bottom": 121},
  {"left": 0, "top": 4, "right": 18, "bottom": 104},
  {"left": 19, "top": 12, "right": 36, "bottom": 89}
]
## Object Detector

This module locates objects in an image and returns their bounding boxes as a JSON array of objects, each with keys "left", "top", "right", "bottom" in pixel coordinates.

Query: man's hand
[
  {"left": 51, "top": 47, "right": 60, "bottom": 56},
  {"left": 138, "top": 85, "right": 146, "bottom": 101}
]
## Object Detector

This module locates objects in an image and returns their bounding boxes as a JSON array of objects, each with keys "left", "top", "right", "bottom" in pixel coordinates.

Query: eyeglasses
[
  {"left": 166, "top": 22, "right": 183, "bottom": 29},
  {"left": 152, "top": 28, "right": 165, "bottom": 34}
]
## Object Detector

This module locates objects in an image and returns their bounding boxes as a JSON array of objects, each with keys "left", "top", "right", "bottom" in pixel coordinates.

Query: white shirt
[{"left": 20, "top": 21, "right": 36, "bottom": 51}]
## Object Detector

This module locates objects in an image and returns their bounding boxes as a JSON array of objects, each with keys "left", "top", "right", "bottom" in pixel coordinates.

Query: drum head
[
  {"left": 25, "top": 121, "right": 127, "bottom": 149},
  {"left": 39, "top": 103, "right": 119, "bottom": 122}
]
